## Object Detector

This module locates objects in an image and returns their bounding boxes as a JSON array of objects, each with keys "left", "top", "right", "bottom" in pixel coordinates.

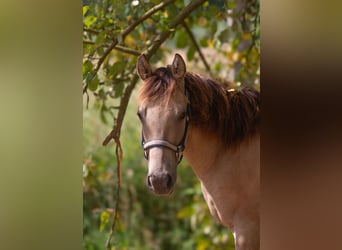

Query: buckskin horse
[{"left": 136, "top": 53, "right": 260, "bottom": 250}]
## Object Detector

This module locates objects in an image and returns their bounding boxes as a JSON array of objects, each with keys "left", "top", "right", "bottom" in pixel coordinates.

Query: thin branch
[
  {"left": 83, "top": 27, "right": 100, "bottom": 34},
  {"left": 114, "top": 45, "right": 141, "bottom": 56},
  {"left": 146, "top": 0, "right": 208, "bottom": 59},
  {"left": 82, "top": 83, "right": 87, "bottom": 94},
  {"left": 94, "top": 39, "right": 119, "bottom": 74},
  {"left": 122, "top": 0, "right": 175, "bottom": 39},
  {"left": 102, "top": 74, "right": 139, "bottom": 146},
  {"left": 182, "top": 21, "right": 212, "bottom": 76},
  {"left": 105, "top": 139, "right": 123, "bottom": 250},
  {"left": 85, "top": 88, "right": 90, "bottom": 109},
  {"left": 169, "top": 0, "right": 207, "bottom": 29},
  {"left": 83, "top": 40, "right": 95, "bottom": 45},
  {"left": 83, "top": 40, "right": 110, "bottom": 49}
]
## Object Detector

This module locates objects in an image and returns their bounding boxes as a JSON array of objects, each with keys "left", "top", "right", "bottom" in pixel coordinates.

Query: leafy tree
[{"left": 83, "top": 0, "right": 259, "bottom": 249}]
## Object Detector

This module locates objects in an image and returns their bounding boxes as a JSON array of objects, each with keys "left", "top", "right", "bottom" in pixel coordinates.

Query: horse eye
[
  {"left": 179, "top": 111, "right": 187, "bottom": 120},
  {"left": 137, "top": 111, "right": 143, "bottom": 121}
]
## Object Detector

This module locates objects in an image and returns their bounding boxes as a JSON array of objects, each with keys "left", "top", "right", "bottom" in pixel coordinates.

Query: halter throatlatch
[{"left": 141, "top": 89, "right": 191, "bottom": 164}]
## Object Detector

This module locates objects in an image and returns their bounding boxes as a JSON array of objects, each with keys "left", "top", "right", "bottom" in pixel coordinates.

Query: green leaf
[
  {"left": 100, "top": 104, "right": 108, "bottom": 124},
  {"left": 232, "top": 37, "right": 241, "bottom": 50},
  {"left": 84, "top": 71, "right": 94, "bottom": 84},
  {"left": 113, "top": 82, "right": 124, "bottom": 98},
  {"left": 83, "top": 60, "right": 93, "bottom": 77},
  {"left": 197, "top": 237, "right": 211, "bottom": 250},
  {"left": 218, "top": 28, "right": 230, "bottom": 43},
  {"left": 83, "top": 6, "right": 89, "bottom": 16},
  {"left": 84, "top": 15, "right": 97, "bottom": 28},
  {"left": 206, "top": 5, "right": 220, "bottom": 17},
  {"left": 228, "top": 1, "right": 237, "bottom": 9},
  {"left": 214, "top": 62, "right": 222, "bottom": 72},
  {"left": 95, "top": 32, "right": 106, "bottom": 47},
  {"left": 187, "top": 45, "right": 196, "bottom": 61},
  {"left": 176, "top": 29, "right": 188, "bottom": 49},
  {"left": 199, "top": 38, "right": 208, "bottom": 47},
  {"left": 99, "top": 210, "right": 110, "bottom": 232},
  {"left": 177, "top": 205, "right": 195, "bottom": 219},
  {"left": 109, "top": 61, "right": 126, "bottom": 78},
  {"left": 210, "top": 20, "right": 218, "bottom": 36},
  {"left": 150, "top": 50, "right": 164, "bottom": 64},
  {"left": 88, "top": 76, "right": 100, "bottom": 92}
]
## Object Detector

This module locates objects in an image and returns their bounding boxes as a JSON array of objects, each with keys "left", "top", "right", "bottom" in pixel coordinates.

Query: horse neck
[
  {"left": 184, "top": 125, "right": 260, "bottom": 188},
  {"left": 184, "top": 126, "right": 235, "bottom": 180}
]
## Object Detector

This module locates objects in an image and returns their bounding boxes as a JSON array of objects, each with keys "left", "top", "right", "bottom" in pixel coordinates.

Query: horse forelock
[
  {"left": 138, "top": 67, "right": 178, "bottom": 106},
  {"left": 185, "top": 72, "right": 260, "bottom": 147}
]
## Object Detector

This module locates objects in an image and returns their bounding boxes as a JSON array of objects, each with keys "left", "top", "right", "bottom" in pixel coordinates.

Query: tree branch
[
  {"left": 114, "top": 45, "right": 141, "bottom": 56},
  {"left": 122, "top": 0, "right": 175, "bottom": 39},
  {"left": 94, "top": 39, "right": 119, "bottom": 74},
  {"left": 83, "top": 27, "right": 99, "bottom": 34},
  {"left": 146, "top": 0, "right": 208, "bottom": 59},
  {"left": 105, "top": 138, "right": 123, "bottom": 250},
  {"left": 83, "top": 40, "right": 95, "bottom": 45},
  {"left": 102, "top": 74, "right": 139, "bottom": 146},
  {"left": 182, "top": 21, "right": 212, "bottom": 76}
]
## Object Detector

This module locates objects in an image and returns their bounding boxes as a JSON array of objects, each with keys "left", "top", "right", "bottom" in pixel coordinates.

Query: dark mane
[
  {"left": 185, "top": 72, "right": 260, "bottom": 146},
  {"left": 138, "top": 67, "right": 177, "bottom": 105},
  {"left": 138, "top": 67, "right": 260, "bottom": 147}
]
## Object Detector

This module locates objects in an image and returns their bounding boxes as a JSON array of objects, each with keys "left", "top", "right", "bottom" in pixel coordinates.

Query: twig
[
  {"left": 182, "top": 21, "right": 212, "bottom": 76},
  {"left": 102, "top": 74, "right": 139, "bottom": 146},
  {"left": 84, "top": 87, "right": 90, "bottom": 109},
  {"left": 105, "top": 138, "right": 123, "bottom": 250},
  {"left": 82, "top": 83, "right": 90, "bottom": 108},
  {"left": 83, "top": 27, "right": 100, "bottom": 34},
  {"left": 83, "top": 40, "right": 95, "bottom": 45},
  {"left": 94, "top": 39, "right": 119, "bottom": 74},
  {"left": 114, "top": 45, "right": 141, "bottom": 56},
  {"left": 83, "top": 40, "right": 110, "bottom": 49}
]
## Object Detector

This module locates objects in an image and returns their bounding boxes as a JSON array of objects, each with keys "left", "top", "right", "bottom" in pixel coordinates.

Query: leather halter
[{"left": 141, "top": 88, "right": 191, "bottom": 164}]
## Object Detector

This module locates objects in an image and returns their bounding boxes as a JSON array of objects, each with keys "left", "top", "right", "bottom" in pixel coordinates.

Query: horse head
[{"left": 136, "top": 54, "right": 190, "bottom": 195}]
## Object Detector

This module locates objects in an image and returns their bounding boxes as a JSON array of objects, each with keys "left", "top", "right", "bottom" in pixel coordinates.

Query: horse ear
[
  {"left": 171, "top": 53, "right": 186, "bottom": 79},
  {"left": 137, "top": 54, "right": 152, "bottom": 80}
]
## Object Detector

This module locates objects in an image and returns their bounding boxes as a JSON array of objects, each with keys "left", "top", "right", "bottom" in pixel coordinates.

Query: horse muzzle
[{"left": 146, "top": 172, "right": 175, "bottom": 195}]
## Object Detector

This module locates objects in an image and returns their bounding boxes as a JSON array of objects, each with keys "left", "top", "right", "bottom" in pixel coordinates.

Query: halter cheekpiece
[{"left": 141, "top": 87, "right": 191, "bottom": 164}]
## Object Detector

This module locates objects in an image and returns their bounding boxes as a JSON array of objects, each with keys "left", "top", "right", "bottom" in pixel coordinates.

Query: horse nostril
[
  {"left": 166, "top": 174, "right": 172, "bottom": 189},
  {"left": 147, "top": 176, "right": 152, "bottom": 188},
  {"left": 147, "top": 174, "right": 173, "bottom": 193}
]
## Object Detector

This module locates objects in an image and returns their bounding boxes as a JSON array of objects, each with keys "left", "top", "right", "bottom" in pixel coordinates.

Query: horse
[{"left": 136, "top": 53, "right": 260, "bottom": 250}]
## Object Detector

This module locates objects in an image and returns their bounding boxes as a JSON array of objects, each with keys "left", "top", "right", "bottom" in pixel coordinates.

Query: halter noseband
[{"left": 141, "top": 88, "right": 191, "bottom": 164}]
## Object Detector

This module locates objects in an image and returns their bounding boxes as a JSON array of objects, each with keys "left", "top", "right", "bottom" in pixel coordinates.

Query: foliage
[{"left": 83, "top": 0, "right": 259, "bottom": 249}]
